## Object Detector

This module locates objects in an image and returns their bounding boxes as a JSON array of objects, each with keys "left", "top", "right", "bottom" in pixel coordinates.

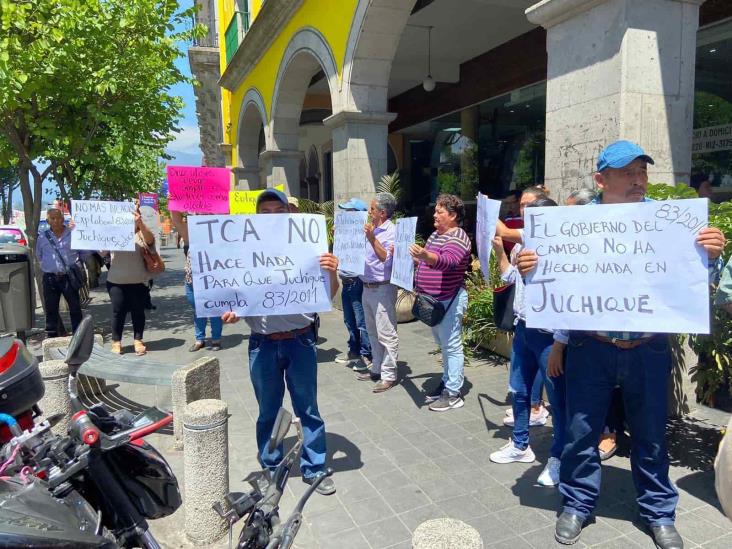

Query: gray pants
[{"left": 362, "top": 284, "right": 399, "bottom": 382}]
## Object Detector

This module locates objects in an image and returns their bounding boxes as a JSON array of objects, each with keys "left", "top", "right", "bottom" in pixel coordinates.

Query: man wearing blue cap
[
  {"left": 221, "top": 188, "right": 340, "bottom": 495},
  {"left": 517, "top": 140, "right": 726, "bottom": 548},
  {"left": 334, "top": 198, "right": 373, "bottom": 372}
]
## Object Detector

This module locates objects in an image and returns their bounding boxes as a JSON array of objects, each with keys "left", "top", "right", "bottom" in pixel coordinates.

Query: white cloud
[
  {"left": 165, "top": 125, "right": 203, "bottom": 166},
  {"left": 167, "top": 125, "right": 201, "bottom": 153}
]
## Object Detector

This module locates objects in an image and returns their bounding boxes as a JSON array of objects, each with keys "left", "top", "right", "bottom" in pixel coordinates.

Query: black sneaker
[
  {"left": 303, "top": 475, "right": 336, "bottom": 496},
  {"left": 424, "top": 382, "right": 445, "bottom": 403},
  {"left": 428, "top": 390, "right": 464, "bottom": 412}
]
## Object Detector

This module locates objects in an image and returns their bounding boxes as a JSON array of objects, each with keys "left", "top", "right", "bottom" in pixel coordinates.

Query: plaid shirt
[{"left": 554, "top": 196, "right": 722, "bottom": 343}]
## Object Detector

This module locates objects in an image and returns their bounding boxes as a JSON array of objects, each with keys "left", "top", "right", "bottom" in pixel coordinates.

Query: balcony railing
[
  {"left": 224, "top": 11, "right": 251, "bottom": 64},
  {"left": 191, "top": 1, "right": 219, "bottom": 48}
]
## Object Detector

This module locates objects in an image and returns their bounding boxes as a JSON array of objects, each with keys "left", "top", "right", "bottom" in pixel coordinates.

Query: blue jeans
[
  {"left": 508, "top": 321, "right": 566, "bottom": 457},
  {"left": 185, "top": 282, "right": 223, "bottom": 341},
  {"left": 248, "top": 328, "right": 326, "bottom": 479},
  {"left": 340, "top": 277, "right": 371, "bottom": 358},
  {"left": 559, "top": 334, "right": 677, "bottom": 526},
  {"left": 431, "top": 287, "right": 468, "bottom": 396}
]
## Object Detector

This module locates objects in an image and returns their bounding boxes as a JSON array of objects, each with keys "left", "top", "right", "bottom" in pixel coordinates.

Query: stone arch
[
  {"left": 342, "top": 0, "right": 418, "bottom": 113},
  {"left": 269, "top": 27, "right": 340, "bottom": 151},
  {"left": 235, "top": 87, "right": 268, "bottom": 189}
]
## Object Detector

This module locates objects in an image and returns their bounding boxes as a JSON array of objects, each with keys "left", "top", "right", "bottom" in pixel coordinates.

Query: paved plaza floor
[{"left": 37, "top": 245, "right": 732, "bottom": 548}]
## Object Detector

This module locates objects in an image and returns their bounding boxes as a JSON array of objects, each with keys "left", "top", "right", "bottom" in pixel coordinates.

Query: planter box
[{"left": 481, "top": 330, "right": 512, "bottom": 359}]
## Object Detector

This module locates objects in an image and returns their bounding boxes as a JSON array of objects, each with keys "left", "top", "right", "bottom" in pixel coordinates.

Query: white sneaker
[
  {"left": 537, "top": 457, "right": 561, "bottom": 486},
  {"left": 489, "top": 441, "right": 536, "bottom": 464},
  {"left": 503, "top": 406, "right": 549, "bottom": 427}
]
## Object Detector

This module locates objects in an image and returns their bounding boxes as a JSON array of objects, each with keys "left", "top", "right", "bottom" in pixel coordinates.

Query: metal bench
[{"left": 41, "top": 337, "right": 220, "bottom": 449}]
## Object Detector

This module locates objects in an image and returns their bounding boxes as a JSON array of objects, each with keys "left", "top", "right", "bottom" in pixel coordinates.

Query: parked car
[{"left": 0, "top": 225, "right": 28, "bottom": 246}]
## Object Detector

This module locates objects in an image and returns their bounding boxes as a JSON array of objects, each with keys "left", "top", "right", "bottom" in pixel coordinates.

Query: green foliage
[
  {"left": 377, "top": 171, "right": 403, "bottom": 203},
  {"left": 462, "top": 255, "right": 503, "bottom": 353},
  {"left": 0, "top": 0, "right": 202, "bottom": 247},
  {"left": 436, "top": 171, "right": 460, "bottom": 195},
  {"left": 646, "top": 183, "right": 732, "bottom": 405}
]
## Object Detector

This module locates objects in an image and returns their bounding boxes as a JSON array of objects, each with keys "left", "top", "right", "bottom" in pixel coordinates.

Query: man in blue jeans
[
  {"left": 517, "top": 141, "right": 726, "bottom": 549},
  {"left": 334, "top": 198, "right": 372, "bottom": 372},
  {"left": 221, "top": 188, "right": 340, "bottom": 496}
]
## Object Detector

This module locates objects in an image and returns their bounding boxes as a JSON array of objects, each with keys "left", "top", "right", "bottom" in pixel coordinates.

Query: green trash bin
[{"left": 0, "top": 243, "right": 35, "bottom": 334}]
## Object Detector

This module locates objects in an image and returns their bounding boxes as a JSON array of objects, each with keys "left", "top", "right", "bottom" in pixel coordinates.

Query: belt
[
  {"left": 363, "top": 280, "right": 390, "bottom": 288},
  {"left": 256, "top": 325, "right": 313, "bottom": 341},
  {"left": 590, "top": 334, "right": 655, "bottom": 350}
]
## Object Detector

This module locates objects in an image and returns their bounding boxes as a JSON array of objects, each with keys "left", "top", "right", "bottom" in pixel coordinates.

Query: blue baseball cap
[
  {"left": 597, "top": 140, "right": 654, "bottom": 172},
  {"left": 256, "top": 188, "right": 289, "bottom": 209},
  {"left": 338, "top": 198, "right": 368, "bottom": 211}
]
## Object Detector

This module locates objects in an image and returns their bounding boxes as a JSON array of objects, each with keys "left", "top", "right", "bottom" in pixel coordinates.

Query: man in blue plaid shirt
[{"left": 517, "top": 141, "right": 726, "bottom": 549}]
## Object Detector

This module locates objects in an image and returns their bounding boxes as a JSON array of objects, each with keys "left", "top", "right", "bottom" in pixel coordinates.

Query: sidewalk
[{"left": 43, "top": 245, "right": 732, "bottom": 549}]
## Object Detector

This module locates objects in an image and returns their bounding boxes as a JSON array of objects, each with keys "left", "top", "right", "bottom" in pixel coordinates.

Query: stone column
[
  {"left": 232, "top": 167, "right": 261, "bottom": 190},
  {"left": 259, "top": 149, "right": 303, "bottom": 196},
  {"left": 323, "top": 110, "right": 396, "bottom": 203},
  {"left": 526, "top": 0, "right": 704, "bottom": 201}
]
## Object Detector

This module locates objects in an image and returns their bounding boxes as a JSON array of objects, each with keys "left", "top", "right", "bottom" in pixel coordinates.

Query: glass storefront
[
  {"left": 401, "top": 81, "right": 546, "bottom": 209},
  {"left": 693, "top": 18, "right": 732, "bottom": 203}
]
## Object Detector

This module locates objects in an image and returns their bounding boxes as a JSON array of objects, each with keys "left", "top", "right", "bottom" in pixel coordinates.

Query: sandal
[
  {"left": 133, "top": 340, "right": 147, "bottom": 356},
  {"left": 210, "top": 340, "right": 222, "bottom": 351},
  {"left": 189, "top": 341, "right": 206, "bottom": 352},
  {"left": 111, "top": 341, "right": 123, "bottom": 355}
]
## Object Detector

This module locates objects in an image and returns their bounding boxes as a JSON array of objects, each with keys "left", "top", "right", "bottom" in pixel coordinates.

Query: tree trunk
[
  {"left": 6, "top": 182, "right": 14, "bottom": 224},
  {"left": 19, "top": 165, "right": 48, "bottom": 314}
]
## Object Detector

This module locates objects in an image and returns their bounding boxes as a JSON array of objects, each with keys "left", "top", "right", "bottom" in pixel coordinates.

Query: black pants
[
  {"left": 106, "top": 281, "right": 147, "bottom": 341},
  {"left": 43, "top": 273, "right": 82, "bottom": 337}
]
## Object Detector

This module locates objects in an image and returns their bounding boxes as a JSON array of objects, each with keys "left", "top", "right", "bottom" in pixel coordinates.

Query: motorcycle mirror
[
  {"left": 268, "top": 408, "right": 292, "bottom": 454},
  {"left": 65, "top": 315, "right": 94, "bottom": 367}
]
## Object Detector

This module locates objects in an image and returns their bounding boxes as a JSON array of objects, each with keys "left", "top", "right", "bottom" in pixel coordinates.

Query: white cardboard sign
[
  {"left": 523, "top": 199, "right": 710, "bottom": 334},
  {"left": 391, "top": 217, "right": 418, "bottom": 292},
  {"left": 333, "top": 211, "right": 368, "bottom": 275},
  {"left": 71, "top": 200, "right": 136, "bottom": 251},
  {"left": 188, "top": 214, "right": 331, "bottom": 318},
  {"left": 476, "top": 193, "right": 502, "bottom": 281}
]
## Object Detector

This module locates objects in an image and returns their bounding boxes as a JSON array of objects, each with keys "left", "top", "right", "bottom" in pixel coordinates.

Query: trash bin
[{"left": 0, "top": 244, "right": 35, "bottom": 333}]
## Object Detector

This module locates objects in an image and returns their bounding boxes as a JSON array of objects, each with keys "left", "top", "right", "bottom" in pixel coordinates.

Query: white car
[{"left": 0, "top": 225, "right": 28, "bottom": 247}]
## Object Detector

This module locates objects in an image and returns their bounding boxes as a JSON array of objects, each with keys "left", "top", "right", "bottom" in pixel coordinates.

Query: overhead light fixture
[
  {"left": 709, "top": 48, "right": 717, "bottom": 53},
  {"left": 423, "top": 26, "right": 435, "bottom": 92}
]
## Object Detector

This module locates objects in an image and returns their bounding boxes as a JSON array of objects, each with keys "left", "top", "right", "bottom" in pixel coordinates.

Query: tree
[
  {"left": 0, "top": 0, "right": 201, "bottom": 252},
  {"left": 0, "top": 165, "right": 19, "bottom": 224}
]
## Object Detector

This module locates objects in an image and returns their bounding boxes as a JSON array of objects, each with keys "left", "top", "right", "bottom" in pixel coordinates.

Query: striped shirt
[{"left": 415, "top": 227, "right": 471, "bottom": 301}]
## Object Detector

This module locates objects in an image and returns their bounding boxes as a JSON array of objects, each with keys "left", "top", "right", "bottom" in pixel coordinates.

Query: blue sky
[{"left": 166, "top": 0, "right": 204, "bottom": 167}]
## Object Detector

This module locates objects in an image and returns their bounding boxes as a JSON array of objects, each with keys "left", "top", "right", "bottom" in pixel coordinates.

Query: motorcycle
[
  {"left": 213, "top": 408, "right": 333, "bottom": 549},
  {"left": 0, "top": 315, "right": 181, "bottom": 548}
]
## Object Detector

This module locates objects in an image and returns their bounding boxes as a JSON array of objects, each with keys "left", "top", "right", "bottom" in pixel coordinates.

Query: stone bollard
[
  {"left": 412, "top": 518, "right": 483, "bottom": 549},
  {"left": 172, "top": 357, "right": 221, "bottom": 450},
  {"left": 41, "top": 334, "right": 106, "bottom": 397},
  {"left": 38, "top": 360, "right": 72, "bottom": 435},
  {"left": 183, "top": 399, "right": 229, "bottom": 545}
]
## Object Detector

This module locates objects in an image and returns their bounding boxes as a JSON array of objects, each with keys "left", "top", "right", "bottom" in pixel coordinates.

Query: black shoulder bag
[
  {"left": 410, "top": 257, "right": 460, "bottom": 327},
  {"left": 44, "top": 230, "right": 86, "bottom": 291}
]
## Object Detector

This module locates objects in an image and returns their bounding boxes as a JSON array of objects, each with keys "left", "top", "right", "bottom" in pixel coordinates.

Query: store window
[
  {"left": 401, "top": 81, "right": 546, "bottom": 207},
  {"left": 693, "top": 18, "right": 732, "bottom": 202}
]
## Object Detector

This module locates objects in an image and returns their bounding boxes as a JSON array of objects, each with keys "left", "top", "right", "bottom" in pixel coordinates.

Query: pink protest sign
[{"left": 166, "top": 166, "right": 231, "bottom": 213}]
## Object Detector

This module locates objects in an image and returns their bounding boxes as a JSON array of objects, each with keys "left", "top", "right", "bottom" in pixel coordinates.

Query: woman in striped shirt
[{"left": 410, "top": 194, "right": 472, "bottom": 412}]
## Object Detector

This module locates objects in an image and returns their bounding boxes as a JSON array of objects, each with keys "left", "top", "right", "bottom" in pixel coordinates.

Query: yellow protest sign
[{"left": 229, "top": 184, "right": 285, "bottom": 214}]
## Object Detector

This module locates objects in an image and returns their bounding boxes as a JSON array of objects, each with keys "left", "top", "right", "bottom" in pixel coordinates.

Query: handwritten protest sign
[
  {"left": 476, "top": 193, "right": 502, "bottom": 282},
  {"left": 391, "top": 217, "right": 418, "bottom": 291},
  {"left": 229, "top": 184, "right": 285, "bottom": 214},
  {"left": 523, "top": 199, "right": 710, "bottom": 334},
  {"left": 167, "top": 166, "right": 231, "bottom": 213},
  {"left": 71, "top": 200, "right": 136, "bottom": 251},
  {"left": 188, "top": 214, "right": 331, "bottom": 317},
  {"left": 333, "top": 211, "right": 368, "bottom": 275}
]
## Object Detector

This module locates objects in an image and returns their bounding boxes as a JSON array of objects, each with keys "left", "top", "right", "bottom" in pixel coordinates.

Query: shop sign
[{"left": 692, "top": 123, "right": 732, "bottom": 154}]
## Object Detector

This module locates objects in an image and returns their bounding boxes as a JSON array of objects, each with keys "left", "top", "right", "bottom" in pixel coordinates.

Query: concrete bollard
[
  {"left": 172, "top": 357, "right": 221, "bottom": 450},
  {"left": 38, "top": 360, "right": 72, "bottom": 435},
  {"left": 41, "top": 335, "right": 106, "bottom": 397},
  {"left": 412, "top": 518, "right": 483, "bottom": 549},
  {"left": 183, "top": 399, "right": 229, "bottom": 545}
]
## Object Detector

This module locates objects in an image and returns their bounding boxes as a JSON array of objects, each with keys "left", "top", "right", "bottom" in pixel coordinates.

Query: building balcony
[{"left": 225, "top": 11, "right": 251, "bottom": 65}]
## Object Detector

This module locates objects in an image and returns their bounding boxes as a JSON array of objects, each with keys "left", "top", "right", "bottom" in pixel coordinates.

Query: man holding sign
[
  {"left": 220, "top": 189, "right": 339, "bottom": 496},
  {"left": 517, "top": 141, "right": 725, "bottom": 548}
]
